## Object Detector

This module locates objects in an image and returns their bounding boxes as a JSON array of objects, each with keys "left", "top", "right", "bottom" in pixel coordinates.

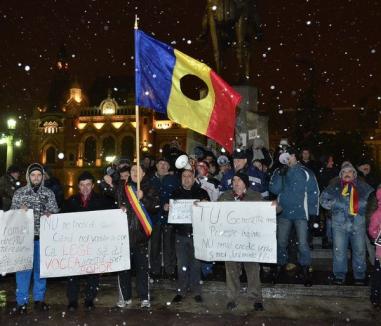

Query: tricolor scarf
[
  {"left": 125, "top": 184, "right": 153, "bottom": 237},
  {"left": 341, "top": 181, "right": 358, "bottom": 216}
]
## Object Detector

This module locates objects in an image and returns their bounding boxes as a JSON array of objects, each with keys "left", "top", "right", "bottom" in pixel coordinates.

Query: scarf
[
  {"left": 341, "top": 181, "right": 358, "bottom": 216},
  {"left": 125, "top": 184, "right": 153, "bottom": 237},
  {"left": 233, "top": 192, "right": 246, "bottom": 201}
]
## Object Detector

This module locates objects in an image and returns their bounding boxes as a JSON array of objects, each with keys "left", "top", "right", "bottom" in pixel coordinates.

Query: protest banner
[
  {"left": 168, "top": 199, "right": 197, "bottom": 224},
  {"left": 192, "top": 202, "right": 277, "bottom": 263},
  {"left": 40, "top": 209, "right": 130, "bottom": 278},
  {"left": 0, "top": 209, "right": 34, "bottom": 274}
]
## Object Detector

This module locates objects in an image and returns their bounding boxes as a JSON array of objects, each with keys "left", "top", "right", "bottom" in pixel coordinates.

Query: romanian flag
[
  {"left": 341, "top": 182, "right": 359, "bottom": 216},
  {"left": 125, "top": 184, "right": 153, "bottom": 237},
  {"left": 135, "top": 29, "right": 241, "bottom": 153}
]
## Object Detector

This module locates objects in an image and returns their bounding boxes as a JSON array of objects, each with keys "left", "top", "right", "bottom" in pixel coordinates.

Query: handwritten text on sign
[
  {"left": 0, "top": 209, "right": 34, "bottom": 274},
  {"left": 192, "top": 202, "right": 277, "bottom": 263},
  {"left": 40, "top": 209, "right": 130, "bottom": 278},
  {"left": 168, "top": 199, "right": 197, "bottom": 224}
]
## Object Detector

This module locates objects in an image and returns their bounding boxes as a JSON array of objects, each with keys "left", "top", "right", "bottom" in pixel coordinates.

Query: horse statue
[{"left": 200, "top": 0, "right": 263, "bottom": 82}]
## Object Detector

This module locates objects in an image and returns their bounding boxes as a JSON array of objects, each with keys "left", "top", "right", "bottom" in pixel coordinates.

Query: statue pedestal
[{"left": 234, "top": 85, "right": 269, "bottom": 149}]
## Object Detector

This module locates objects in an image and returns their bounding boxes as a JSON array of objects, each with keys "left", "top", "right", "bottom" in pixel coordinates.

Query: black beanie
[
  {"left": 78, "top": 171, "right": 95, "bottom": 183},
  {"left": 233, "top": 172, "right": 250, "bottom": 189},
  {"left": 28, "top": 163, "right": 44, "bottom": 175}
]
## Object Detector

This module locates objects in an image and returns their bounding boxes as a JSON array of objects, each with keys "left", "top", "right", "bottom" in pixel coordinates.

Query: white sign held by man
[
  {"left": 168, "top": 199, "right": 197, "bottom": 224},
  {"left": 192, "top": 202, "right": 277, "bottom": 263},
  {"left": 40, "top": 209, "right": 130, "bottom": 278},
  {"left": 0, "top": 209, "right": 34, "bottom": 274}
]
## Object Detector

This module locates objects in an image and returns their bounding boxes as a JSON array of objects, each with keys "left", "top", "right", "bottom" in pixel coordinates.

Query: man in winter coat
[
  {"left": 269, "top": 148, "right": 319, "bottom": 286},
  {"left": 0, "top": 164, "right": 22, "bottom": 210},
  {"left": 117, "top": 164, "right": 160, "bottom": 308},
  {"left": 11, "top": 163, "right": 59, "bottom": 314},
  {"left": 170, "top": 169, "right": 210, "bottom": 304},
  {"left": 320, "top": 162, "right": 373, "bottom": 285},
  {"left": 148, "top": 158, "right": 180, "bottom": 280},
  {"left": 219, "top": 172, "right": 267, "bottom": 311},
  {"left": 63, "top": 171, "right": 114, "bottom": 311},
  {"left": 220, "top": 149, "right": 267, "bottom": 198}
]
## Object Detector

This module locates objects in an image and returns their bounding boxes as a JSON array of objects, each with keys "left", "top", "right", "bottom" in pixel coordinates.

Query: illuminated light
[
  {"left": 78, "top": 122, "right": 87, "bottom": 130},
  {"left": 15, "top": 140, "right": 22, "bottom": 147},
  {"left": 130, "top": 122, "right": 137, "bottom": 128},
  {"left": 0, "top": 137, "right": 7, "bottom": 145},
  {"left": 154, "top": 120, "right": 173, "bottom": 129},
  {"left": 142, "top": 146, "right": 149, "bottom": 152},
  {"left": 7, "top": 118, "right": 17, "bottom": 130},
  {"left": 93, "top": 122, "right": 105, "bottom": 130},
  {"left": 105, "top": 156, "right": 116, "bottom": 163},
  {"left": 148, "top": 143, "right": 153, "bottom": 148},
  {"left": 112, "top": 122, "right": 124, "bottom": 129},
  {"left": 58, "top": 152, "right": 64, "bottom": 159}
]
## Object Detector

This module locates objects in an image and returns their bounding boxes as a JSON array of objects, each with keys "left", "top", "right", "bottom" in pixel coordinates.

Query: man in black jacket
[
  {"left": 170, "top": 169, "right": 210, "bottom": 304},
  {"left": 63, "top": 171, "right": 113, "bottom": 311}
]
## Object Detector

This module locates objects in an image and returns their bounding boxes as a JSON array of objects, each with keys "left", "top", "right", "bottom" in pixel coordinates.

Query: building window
[
  {"left": 43, "top": 121, "right": 59, "bottom": 134},
  {"left": 84, "top": 137, "right": 96, "bottom": 164},
  {"left": 46, "top": 146, "right": 56, "bottom": 164},
  {"left": 102, "top": 136, "right": 115, "bottom": 158},
  {"left": 121, "top": 136, "right": 135, "bottom": 161}
]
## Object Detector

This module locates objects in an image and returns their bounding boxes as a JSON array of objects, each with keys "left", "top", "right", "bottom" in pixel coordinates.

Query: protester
[
  {"left": 368, "top": 187, "right": 381, "bottom": 309},
  {"left": 320, "top": 162, "right": 373, "bottom": 285},
  {"left": 43, "top": 166, "right": 64, "bottom": 209},
  {"left": 149, "top": 158, "right": 180, "bottom": 280},
  {"left": 215, "top": 155, "right": 231, "bottom": 181},
  {"left": 357, "top": 158, "right": 378, "bottom": 189},
  {"left": 220, "top": 149, "right": 267, "bottom": 198},
  {"left": 117, "top": 164, "right": 160, "bottom": 308},
  {"left": 219, "top": 172, "right": 269, "bottom": 311},
  {"left": 10, "top": 163, "right": 59, "bottom": 314},
  {"left": 195, "top": 160, "right": 220, "bottom": 201},
  {"left": 0, "top": 164, "right": 22, "bottom": 211},
  {"left": 269, "top": 148, "right": 319, "bottom": 286},
  {"left": 171, "top": 169, "right": 210, "bottom": 303},
  {"left": 299, "top": 148, "right": 321, "bottom": 178},
  {"left": 62, "top": 171, "right": 113, "bottom": 311},
  {"left": 246, "top": 137, "right": 273, "bottom": 168},
  {"left": 164, "top": 140, "right": 186, "bottom": 172}
]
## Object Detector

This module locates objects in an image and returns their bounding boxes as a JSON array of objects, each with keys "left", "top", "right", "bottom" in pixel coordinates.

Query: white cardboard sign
[
  {"left": 192, "top": 202, "right": 277, "bottom": 263},
  {"left": 168, "top": 199, "right": 197, "bottom": 224},
  {"left": 40, "top": 209, "right": 130, "bottom": 278},
  {"left": 0, "top": 209, "right": 34, "bottom": 274}
]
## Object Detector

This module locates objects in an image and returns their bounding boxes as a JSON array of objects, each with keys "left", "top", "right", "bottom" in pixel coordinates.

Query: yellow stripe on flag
[{"left": 167, "top": 49, "right": 216, "bottom": 135}]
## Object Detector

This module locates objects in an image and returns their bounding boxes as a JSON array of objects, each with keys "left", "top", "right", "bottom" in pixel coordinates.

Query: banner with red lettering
[{"left": 39, "top": 209, "right": 130, "bottom": 278}]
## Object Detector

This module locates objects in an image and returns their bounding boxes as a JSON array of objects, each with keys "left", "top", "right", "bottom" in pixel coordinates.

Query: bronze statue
[{"left": 200, "top": 0, "right": 263, "bottom": 82}]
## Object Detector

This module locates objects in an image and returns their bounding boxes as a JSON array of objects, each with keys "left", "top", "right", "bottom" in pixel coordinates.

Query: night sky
[{"left": 0, "top": 0, "right": 380, "bottom": 123}]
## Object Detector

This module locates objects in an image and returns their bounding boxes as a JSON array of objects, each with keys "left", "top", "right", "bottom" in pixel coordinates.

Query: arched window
[
  {"left": 84, "top": 137, "right": 96, "bottom": 164},
  {"left": 46, "top": 146, "right": 56, "bottom": 164},
  {"left": 121, "top": 136, "right": 135, "bottom": 161},
  {"left": 102, "top": 136, "right": 115, "bottom": 157}
]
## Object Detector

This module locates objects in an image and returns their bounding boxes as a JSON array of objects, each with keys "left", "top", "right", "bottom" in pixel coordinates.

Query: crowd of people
[{"left": 1, "top": 137, "right": 381, "bottom": 314}]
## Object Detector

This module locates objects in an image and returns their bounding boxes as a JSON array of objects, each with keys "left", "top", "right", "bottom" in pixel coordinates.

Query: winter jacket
[
  {"left": 0, "top": 173, "right": 21, "bottom": 210},
  {"left": 320, "top": 178, "right": 373, "bottom": 226},
  {"left": 220, "top": 165, "right": 267, "bottom": 198},
  {"left": 171, "top": 183, "right": 210, "bottom": 237},
  {"left": 269, "top": 162, "right": 319, "bottom": 220},
  {"left": 148, "top": 173, "right": 180, "bottom": 224},
  {"left": 368, "top": 188, "right": 381, "bottom": 259},
  {"left": 118, "top": 179, "right": 160, "bottom": 247},
  {"left": 63, "top": 191, "right": 114, "bottom": 213},
  {"left": 218, "top": 188, "right": 263, "bottom": 202},
  {"left": 11, "top": 163, "right": 59, "bottom": 236}
]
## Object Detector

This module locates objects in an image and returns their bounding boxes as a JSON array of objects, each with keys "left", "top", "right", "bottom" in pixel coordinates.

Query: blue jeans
[
  {"left": 16, "top": 240, "right": 46, "bottom": 305},
  {"left": 277, "top": 218, "right": 311, "bottom": 266},
  {"left": 332, "top": 221, "right": 366, "bottom": 280}
]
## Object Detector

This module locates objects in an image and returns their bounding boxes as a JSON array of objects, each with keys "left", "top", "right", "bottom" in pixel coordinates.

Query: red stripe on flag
[{"left": 206, "top": 71, "right": 241, "bottom": 153}]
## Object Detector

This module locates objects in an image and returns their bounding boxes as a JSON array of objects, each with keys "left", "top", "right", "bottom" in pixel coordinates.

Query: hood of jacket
[{"left": 26, "top": 163, "right": 45, "bottom": 189}]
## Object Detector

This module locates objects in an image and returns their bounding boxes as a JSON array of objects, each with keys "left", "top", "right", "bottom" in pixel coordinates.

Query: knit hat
[
  {"left": 233, "top": 172, "right": 250, "bottom": 189},
  {"left": 28, "top": 163, "right": 44, "bottom": 175},
  {"left": 7, "top": 164, "right": 21, "bottom": 174},
  {"left": 78, "top": 171, "right": 95, "bottom": 183},
  {"left": 217, "top": 155, "right": 230, "bottom": 166},
  {"left": 339, "top": 161, "right": 357, "bottom": 179}
]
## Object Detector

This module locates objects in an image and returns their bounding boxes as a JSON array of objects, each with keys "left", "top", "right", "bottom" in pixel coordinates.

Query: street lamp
[{"left": 6, "top": 118, "right": 16, "bottom": 169}]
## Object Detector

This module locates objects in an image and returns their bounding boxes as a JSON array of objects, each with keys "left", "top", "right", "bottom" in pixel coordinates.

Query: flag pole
[{"left": 134, "top": 15, "right": 141, "bottom": 192}]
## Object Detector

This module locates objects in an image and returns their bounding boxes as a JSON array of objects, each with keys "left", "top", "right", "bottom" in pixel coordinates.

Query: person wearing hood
[
  {"left": 0, "top": 164, "right": 22, "bottom": 211},
  {"left": 10, "top": 163, "right": 59, "bottom": 314},
  {"left": 246, "top": 137, "right": 273, "bottom": 169},
  {"left": 320, "top": 162, "right": 373, "bottom": 285}
]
